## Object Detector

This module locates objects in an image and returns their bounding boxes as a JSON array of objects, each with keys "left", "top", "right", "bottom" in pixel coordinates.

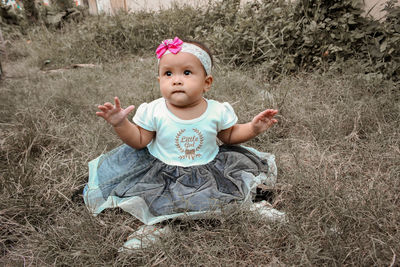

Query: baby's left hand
[{"left": 251, "top": 109, "right": 278, "bottom": 134}]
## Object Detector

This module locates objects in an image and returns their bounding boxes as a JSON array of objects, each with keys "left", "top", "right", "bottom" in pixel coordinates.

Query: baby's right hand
[{"left": 96, "top": 97, "right": 135, "bottom": 127}]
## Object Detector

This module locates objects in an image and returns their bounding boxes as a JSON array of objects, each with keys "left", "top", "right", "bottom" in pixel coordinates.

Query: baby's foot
[
  {"left": 250, "top": 200, "right": 288, "bottom": 223},
  {"left": 118, "top": 224, "right": 171, "bottom": 252}
]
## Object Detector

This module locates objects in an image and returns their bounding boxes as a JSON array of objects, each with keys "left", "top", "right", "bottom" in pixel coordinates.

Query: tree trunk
[{"left": 0, "top": 26, "right": 4, "bottom": 80}]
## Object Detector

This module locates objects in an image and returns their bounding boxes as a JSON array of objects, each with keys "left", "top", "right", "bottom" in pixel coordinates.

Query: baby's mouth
[{"left": 172, "top": 90, "right": 185, "bottom": 94}]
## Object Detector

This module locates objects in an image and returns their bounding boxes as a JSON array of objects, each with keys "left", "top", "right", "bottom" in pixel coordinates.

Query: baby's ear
[
  {"left": 203, "top": 75, "right": 213, "bottom": 92},
  {"left": 157, "top": 76, "right": 160, "bottom": 83}
]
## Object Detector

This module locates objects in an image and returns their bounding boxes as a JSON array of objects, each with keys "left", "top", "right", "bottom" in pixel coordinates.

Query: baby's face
[{"left": 158, "top": 52, "right": 212, "bottom": 108}]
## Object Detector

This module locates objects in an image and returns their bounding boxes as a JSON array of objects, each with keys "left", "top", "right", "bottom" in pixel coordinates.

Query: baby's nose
[{"left": 172, "top": 77, "right": 183, "bottom": 85}]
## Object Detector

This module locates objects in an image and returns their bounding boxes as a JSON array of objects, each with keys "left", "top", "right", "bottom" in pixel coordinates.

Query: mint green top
[{"left": 133, "top": 98, "right": 238, "bottom": 166}]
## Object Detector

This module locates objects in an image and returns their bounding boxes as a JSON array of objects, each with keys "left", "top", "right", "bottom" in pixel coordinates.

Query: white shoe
[
  {"left": 250, "top": 200, "right": 288, "bottom": 223},
  {"left": 118, "top": 225, "right": 171, "bottom": 252}
]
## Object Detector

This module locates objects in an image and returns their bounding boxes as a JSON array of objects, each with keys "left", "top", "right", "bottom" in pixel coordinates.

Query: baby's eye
[
  {"left": 183, "top": 70, "right": 192, "bottom": 75},
  {"left": 164, "top": 71, "right": 172, "bottom": 76}
]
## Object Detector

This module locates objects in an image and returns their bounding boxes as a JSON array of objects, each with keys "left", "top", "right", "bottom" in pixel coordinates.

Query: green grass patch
[{"left": 1, "top": 29, "right": 399, "bottom": 265}]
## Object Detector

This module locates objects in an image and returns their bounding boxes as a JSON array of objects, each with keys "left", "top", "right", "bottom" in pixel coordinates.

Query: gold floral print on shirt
[{"left": 175, "top": 128, "right": 204, "bottom": 160}]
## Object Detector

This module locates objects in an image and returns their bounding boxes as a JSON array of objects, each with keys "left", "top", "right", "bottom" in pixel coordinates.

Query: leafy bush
[
  {"left": 14, "top": 0, "right": 400, "bottom": 81},
  {"left": 198, "top": 0, "right": 297, "bottom": 76},
  {"left": 51, "top": 0, "right": 75, "bottom": 10},
  {"left": 197, "top": 0, "right": 400, "bottom": 80},
  {"left": 21, "top": 0, "right": 39, "bottom": 23}
]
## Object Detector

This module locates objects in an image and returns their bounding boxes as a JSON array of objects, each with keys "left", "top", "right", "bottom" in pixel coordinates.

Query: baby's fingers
[
  {"left": 123, "top": 105, "right": 135, "bottom": 116},
  {"left": 114, "top": 97, "right": 121, "bottom": 109},
  {"left": 255, "top": 109, "right": 274, "bottom": 120},
  {"left": 262, "top": 109, "right": 278, "bottom": 117},
  {"left": 95, "top": 111, "right": 106, "bottom": 119},
  {"left": 103, "top": 102, "right": 114, "bottom": 110},
  {"left": 259, "top": 109, "right": 278, "bottom": 120},
  {"left": 97, "top": 105, "right": 110, "bottom": 113}
]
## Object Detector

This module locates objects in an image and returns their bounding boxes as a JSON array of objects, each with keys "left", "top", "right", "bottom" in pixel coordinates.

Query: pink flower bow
[{"left": 156, "top": 37, "right": 183, "bottom": 59}]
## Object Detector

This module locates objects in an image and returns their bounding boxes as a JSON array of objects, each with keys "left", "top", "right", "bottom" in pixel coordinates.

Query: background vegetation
[
  {"left": 3, "top": 0, "right": 399, "bottom": 80},
  {"left": 1, "top": 0, "right": 399, "bottom": 265}
]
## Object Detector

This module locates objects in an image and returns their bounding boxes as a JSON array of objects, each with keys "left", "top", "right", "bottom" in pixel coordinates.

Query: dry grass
[{"left": 1, "top": 34, "right": 399, "bottom": 266}]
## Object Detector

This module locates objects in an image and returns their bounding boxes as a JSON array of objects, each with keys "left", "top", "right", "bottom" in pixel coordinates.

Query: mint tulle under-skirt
[{"left": 84, "top": 144, "right": 277, "bottom": 225}]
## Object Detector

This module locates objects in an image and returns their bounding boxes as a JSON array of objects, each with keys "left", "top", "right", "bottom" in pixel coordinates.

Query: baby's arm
[
  {"left": 96, "top": 97, "right": 154, "bottom": 149},
  {"left": 217, "top": 109, "right": 278, "bottom": 145}
]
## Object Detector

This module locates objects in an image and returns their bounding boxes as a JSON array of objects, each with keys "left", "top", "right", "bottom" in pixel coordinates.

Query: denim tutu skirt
[{"left": 84, "top": 144, "right": 277, "bottom": 225}]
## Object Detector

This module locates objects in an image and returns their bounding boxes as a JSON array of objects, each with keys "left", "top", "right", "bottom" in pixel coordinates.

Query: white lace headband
[{"left": 156, "top": 37, "right": 212, "bottom": 75}]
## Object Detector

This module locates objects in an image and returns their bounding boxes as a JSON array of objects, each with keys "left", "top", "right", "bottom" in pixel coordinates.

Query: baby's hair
[{"left": 181, "top": 39, "right": 214, "bottom": 68}]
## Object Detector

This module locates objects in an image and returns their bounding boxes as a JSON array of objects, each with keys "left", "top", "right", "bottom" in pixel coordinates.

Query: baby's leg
[
  {"left": 249, "top": 200, "right": 287, "bottom": 223},
  {"left": 119, "top": 224, "right": 171, "bottom": 252}
]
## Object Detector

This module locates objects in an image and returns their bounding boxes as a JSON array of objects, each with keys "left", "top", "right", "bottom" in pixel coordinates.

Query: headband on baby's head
[{"left": 156, "top": 37, "right": 212, "bottom": 75}]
